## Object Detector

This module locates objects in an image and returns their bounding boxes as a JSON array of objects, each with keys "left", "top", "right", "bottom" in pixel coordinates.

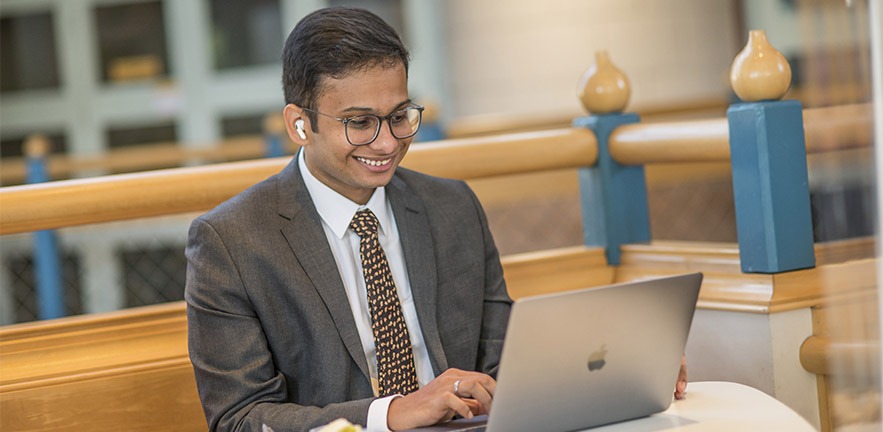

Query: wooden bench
[{"left": 0, "top": 245, "right": 612, "bottom": 431}]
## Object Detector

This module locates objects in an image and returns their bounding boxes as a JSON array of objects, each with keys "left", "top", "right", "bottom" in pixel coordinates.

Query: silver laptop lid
[{"left": 486, "top": 272, "right": 702, "bottom": 432}]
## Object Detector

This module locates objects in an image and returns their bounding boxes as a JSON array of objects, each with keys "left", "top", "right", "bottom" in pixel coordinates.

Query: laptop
[{"left": 407, "top": 272, "right": 703, "bottom": 432}]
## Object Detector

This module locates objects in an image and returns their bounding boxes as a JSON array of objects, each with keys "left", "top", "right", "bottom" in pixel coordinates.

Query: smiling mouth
[{"left": 355, "top": 156, "right": 393, "bottom": 167}]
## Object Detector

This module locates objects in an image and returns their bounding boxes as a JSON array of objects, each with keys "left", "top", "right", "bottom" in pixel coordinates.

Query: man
[{"left": 185, "top": 7, "right": 511, "bottom": 432}]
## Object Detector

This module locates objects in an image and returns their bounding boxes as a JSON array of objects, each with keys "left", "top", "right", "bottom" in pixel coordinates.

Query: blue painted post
[
  {"left": 24, "top": 135, "right": 65, "bottom": 319},
  {"left": 727, "top": 29, "right": 815, "bottom": 273},
  {"left": 414, "top": 100, "right": 445, "bottom": 142},
  {"left": 727, "top": 101, "right": 815, "bottom": 273},
  {"left": 573, "top": 51, "right": 650, "bottom": 265},
  {"left": 574, "top": 114, "right": 650, "bottom": 264},
  {"left": 263, "top": 113, "right": 286, "bottom": 158}
]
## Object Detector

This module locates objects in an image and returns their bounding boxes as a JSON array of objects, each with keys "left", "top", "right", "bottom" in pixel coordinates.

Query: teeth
[{"left": 356, "top": 157, "right": 391, "bottom": 167}]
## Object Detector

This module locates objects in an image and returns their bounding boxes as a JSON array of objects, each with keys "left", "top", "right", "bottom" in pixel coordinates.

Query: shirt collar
[{"left": 299, "top": 149, "right": 392, "bottom": 239}]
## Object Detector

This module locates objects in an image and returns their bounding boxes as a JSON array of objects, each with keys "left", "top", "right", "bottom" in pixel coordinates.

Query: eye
[
  {"left": 389, "top": 112, "right": 408, "bottom": 124},
  {"left": 347, "top": 116, "right": 376, "bottom": 130}
]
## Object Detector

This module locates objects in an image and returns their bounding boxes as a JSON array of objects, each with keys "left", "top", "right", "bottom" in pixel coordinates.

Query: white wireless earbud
[{"left": 295, "top": 119, "right": 307, "bottom": 139}]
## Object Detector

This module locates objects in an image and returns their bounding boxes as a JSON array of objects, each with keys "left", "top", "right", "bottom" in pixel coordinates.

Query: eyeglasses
[{"left": 302, "top": 104, "right": 424, "bottom": 146}]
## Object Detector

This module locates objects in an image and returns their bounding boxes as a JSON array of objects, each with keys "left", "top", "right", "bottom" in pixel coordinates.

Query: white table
[
  {"left": 398, "top": 381, "right": 817, "bottom": 432},
  {"left": 583, "top": 381, "right": 816, "bottom": 431}
]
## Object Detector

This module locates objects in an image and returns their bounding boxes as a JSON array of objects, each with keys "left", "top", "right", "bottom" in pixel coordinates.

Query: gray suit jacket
[{"left": 185, "top": 158, "right": 512, "bottom": 432}]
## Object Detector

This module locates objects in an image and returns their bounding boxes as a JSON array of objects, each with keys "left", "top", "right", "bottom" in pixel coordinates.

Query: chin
[{"left": 370, "top": 170, "right": 397, "bottom": 186}]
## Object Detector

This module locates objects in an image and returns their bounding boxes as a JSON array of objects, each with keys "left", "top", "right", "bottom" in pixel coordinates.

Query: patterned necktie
[{"left": 350, "top": 209, "right": 419, "bottom": 396}]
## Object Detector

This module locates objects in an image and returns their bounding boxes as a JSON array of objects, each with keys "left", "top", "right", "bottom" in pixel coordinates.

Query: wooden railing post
[
  {"left": 23, "top": 135, "right": 66, "bottom": 320},
  {"left": 728, "top": 30, "right": 815, "bottom": 273},
  {"left": 573, "top": 51, "right": 650, "bottom": 265}
]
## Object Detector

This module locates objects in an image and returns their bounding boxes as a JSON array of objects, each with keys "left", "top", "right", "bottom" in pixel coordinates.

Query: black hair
[{"left": 282, "top": 7, "right": 410, "bottom": 131}]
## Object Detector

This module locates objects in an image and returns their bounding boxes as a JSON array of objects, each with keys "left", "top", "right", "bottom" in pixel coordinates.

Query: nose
[{"left": 367, "top": 120, "right": 401, "bottom": 152}]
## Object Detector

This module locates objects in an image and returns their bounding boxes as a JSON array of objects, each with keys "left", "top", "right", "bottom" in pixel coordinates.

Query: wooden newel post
[
  {"left": 728, "top": 30, "right": 815, "bottom": 273},
  {"left": 24, "top": 134, "right": 66, "bottom": 319},
  {"left": 573, "top": 51, "right": 650, "bottom": 265}
]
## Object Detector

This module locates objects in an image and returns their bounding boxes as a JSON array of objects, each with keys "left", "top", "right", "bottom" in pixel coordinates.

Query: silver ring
[{"left": 453, "top": 379, "right": 461, "bottom": 396}]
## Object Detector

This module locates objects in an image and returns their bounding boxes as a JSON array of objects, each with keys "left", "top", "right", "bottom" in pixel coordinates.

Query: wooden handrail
[
  {"left": 802, "top": 103, "right": 874, "bottom": 152},
  {"left": 2, "top": 103, "right": 869, "bottom": 185},
  {"left": 0, "top": 135, "right": 292, "bottom": 186},
  {"left": 446, "top": 97, "right": 729, "bottom": 138},
  {"left": 800, "top": 335, "right": 881, "bottom": 377},
  {"left": 610, "top": 118, "right": 730, "bottom": 164},
  {"left": 0, "top": 103, "right": 870, "bottom": 234},
  {"left": 608, "top": 103, "right": 872, "bottom": 165},
  {"left": 0, "top": 128, "right": 596, "bottom": 235}
]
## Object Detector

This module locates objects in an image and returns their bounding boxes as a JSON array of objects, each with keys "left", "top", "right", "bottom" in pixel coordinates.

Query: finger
[
  {"left": 440, "top": 408, "right": 457, "bottom": 424},
  {"left": 680, "top": 355, "right": 687, "bottom": 377},
  {"left": 458, "top": 380, "right": 493, "bottom": 413},
  {"left": 443, "top": 392, "right": 474, "bottom": 419},
  {"left": 459, "top": 372, "right": 497, "bottom": 397},
  {"left": 674, "top": 382, "right": 687, "bottom": 400},
  {"left": 675, "top": 355, "right": 688, "bottom": 399},
  {"left": 462, "top": 398, "right": 484, "bottom": 416}
]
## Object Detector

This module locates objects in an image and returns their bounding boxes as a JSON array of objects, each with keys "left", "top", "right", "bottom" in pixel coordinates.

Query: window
[
  {"left": 94, "top": 1, "right": 170, "bottom": 83},
  {"left": 7, "top": 253, "right": 83, "bottom": 323},
  {"left": 121, "top": 244, "right": 186, "bottom": 308},
  {"left": 0, "top": 12, "right": 61, "bottom": 93},
  {"left": 209, "top": 0, "right": 282, "bottom": 70},
  {"left": 106, "top": 122, "right": 177, "bottom": 149},
  {"left": 220, "top": 113, "right": 267, "bottom": 137}
]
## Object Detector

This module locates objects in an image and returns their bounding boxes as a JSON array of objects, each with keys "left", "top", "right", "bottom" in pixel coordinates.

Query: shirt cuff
[{"left": 366, "top": 395, "right": 402, "bottom": 432}]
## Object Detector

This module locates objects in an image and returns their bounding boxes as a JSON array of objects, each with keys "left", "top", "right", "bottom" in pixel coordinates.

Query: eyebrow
[{"left": 339, "top": 99, "right": 413, "bottom": 116}]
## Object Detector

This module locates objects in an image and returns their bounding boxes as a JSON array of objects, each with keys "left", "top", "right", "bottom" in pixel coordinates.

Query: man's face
[{"left": 299, "top": 63, "right": 412, "bottom": 205}]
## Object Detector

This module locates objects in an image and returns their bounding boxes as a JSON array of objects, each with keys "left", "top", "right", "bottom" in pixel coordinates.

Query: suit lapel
[
  {"left": 276, "top": 158, "right": 371, "bottom": 382},
  {"left": 387, "top": 176, "right": 449, "bottom": 375}
]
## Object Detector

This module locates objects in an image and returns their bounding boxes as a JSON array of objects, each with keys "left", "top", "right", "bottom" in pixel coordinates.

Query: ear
[{"left": 283, "top": 104, "right": 309, "bottom": 145}]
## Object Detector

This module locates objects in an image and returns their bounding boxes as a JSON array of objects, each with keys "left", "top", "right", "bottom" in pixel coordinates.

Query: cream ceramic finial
[
  {"left": 730, "top": 30, "right": 792, "bottom": 102},
  {"left": 24, "top": 134, "right": 52, "bottom": 158},
  {"left": 577, "top": 51, "right": 631, "bottom": 114}
]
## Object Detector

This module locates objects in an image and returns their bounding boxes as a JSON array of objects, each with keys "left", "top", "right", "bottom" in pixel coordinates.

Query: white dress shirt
[{"left": 298, "top": 151, "right": 435, "bottom": 432}]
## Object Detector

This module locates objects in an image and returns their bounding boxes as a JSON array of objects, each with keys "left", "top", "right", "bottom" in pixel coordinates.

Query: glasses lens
[
  {"left": 345, "top": 115, "right": 381, "bottom": 145},
  {"left": 390, "top": 107, "right": 422, "bottom": 139}
]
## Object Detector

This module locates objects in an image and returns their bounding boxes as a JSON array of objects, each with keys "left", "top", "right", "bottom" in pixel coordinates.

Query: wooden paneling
[
  {"left": 1, "top": 361, "right": 206, "bottom": 432},
  {"left": 0, "top": 302, "right": 200, "bottom": 431}
]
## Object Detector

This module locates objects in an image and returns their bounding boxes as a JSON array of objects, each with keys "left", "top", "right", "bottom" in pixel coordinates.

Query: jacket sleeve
[{"left": 185, "top": 217, "right": 373, "bottom": 432}]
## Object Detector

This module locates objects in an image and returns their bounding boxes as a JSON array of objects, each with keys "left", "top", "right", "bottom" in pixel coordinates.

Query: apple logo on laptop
[{"left": 587, "top": 344, "right": 607, "bottom": 371}]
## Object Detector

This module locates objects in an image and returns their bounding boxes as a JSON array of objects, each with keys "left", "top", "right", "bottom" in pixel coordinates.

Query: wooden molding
[
  {"left": 0, "top": 302, "right": 188, "bottom": 390},
  {"left": 501, "top": 246, "right": 613, "bottom": 300},
  {"left": 616, "top": 239, "right": 877, "bottom": 313}
]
